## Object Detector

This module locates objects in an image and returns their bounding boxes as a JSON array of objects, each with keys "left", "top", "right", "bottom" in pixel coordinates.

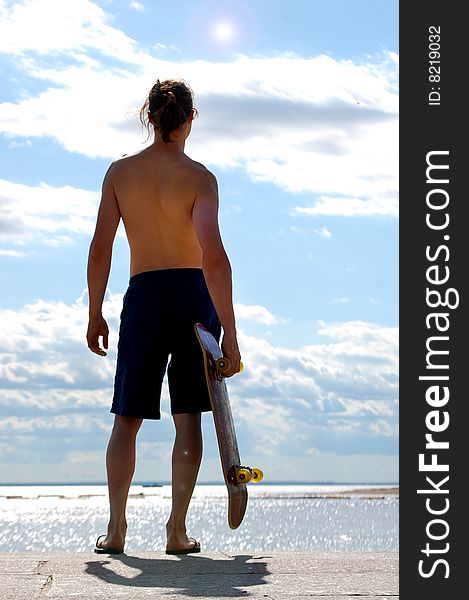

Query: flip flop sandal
[
  {"left": 166, "top": 538, "right": 201, "bottom": 555},
  {"left": 94, "top": 534, "right": 124, "bottom": 554}
]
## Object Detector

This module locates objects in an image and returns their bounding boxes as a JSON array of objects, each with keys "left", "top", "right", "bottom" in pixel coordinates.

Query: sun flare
[{"left": 213, "top": 20, "right": 235, "bottom": 43}]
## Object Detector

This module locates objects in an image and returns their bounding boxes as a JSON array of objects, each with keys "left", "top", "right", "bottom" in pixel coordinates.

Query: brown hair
[{"left": 139, "top": 78, "right": 198, "bottom": 143}]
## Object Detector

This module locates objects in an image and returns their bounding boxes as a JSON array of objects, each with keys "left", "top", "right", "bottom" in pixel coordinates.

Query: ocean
[{"left": 0, "top": 483, "right": 398, "bottom": 553}]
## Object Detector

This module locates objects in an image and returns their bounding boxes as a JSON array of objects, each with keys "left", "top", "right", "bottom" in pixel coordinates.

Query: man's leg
[
  {"left": 99, "top": 415, "right": 143, "bottom": 551},
  {"left": 166, "top": 412, "right": 203, "bottom": 551}
]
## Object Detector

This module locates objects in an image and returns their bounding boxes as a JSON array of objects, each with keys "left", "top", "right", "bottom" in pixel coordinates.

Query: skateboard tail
[{"left": 228, "top": 485, "right": 248, "bottom": 529}]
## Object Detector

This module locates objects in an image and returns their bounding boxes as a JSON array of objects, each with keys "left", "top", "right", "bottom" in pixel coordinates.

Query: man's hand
[
  {"left": 221, "top": 330, "right": 241, "bottom": 377},
  {"left": 87, "top": 315, "right": 109, "bottom": 356}
]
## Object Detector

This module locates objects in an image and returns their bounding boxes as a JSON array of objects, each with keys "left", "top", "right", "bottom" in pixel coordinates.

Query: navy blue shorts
[{"left": 111, "top": 268, "right": 221, "bottom": 420}]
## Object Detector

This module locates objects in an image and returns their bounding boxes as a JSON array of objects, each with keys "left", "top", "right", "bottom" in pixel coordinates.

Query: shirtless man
[{"left": 86, "top": 78, "right": 241, "bottom": 555}]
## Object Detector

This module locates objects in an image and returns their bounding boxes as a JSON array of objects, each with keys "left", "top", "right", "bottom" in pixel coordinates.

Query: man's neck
[{"left": 153, "top": 137, "right": 185, "bottom": 154}]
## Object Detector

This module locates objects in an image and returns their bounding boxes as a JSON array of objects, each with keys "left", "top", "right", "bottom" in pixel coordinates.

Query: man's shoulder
[
  {"left": 104, "top": 152, "right": 139, "bottom": 178},
  {"left": 185, "top": 156, "right": 214, "bottom": 175},
  {"left": 184, "top": 157, "right": 217, "bottom": 187},
  {"left": 112, "top": 150, "right": 145, "bottom": 168},
  {"left": 104, "top": 150, "right": 158, "bottom": 186}
]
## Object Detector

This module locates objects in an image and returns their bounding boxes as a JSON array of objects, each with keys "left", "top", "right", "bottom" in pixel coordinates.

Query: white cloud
[
  {"left": 0, "top": 297, "right": 398, "bottom": 422},
  {"left": 129, "top": 1, "right": 144, "bottom": 11},
  {"left": 224, "top": 204, "right": 243, "bottom": 215},
  {"left": 289, "top": 226, "right": 306, "bottom": 234},
  {"left": 0, "top": 414, "right": 105, "bottom": 433},
  {"left": 368, "top": 419, "right": 398, "bottom": 438},
  {"left": 7, "top": 139, "right": 32, "bottom": 149},
  {"left": 332, "top": 297, "right": 350, "bottom": 305},
  {"left": 0, "top": 0, "right": 398, "bottom": 217},
  {"left": 0, "top": 0, "right": 143, "bottom": 62},
  {"left": 388, "top": 52, "right": 399, "bottom": 66},
  {"left": 67, "top": 450, "right": 102, "bottom": 463},
  {"left": 0, "top": 178, "right": 99, "bottom": 244},
  {"left": 229, "top": 320, "right": 397, "bottom": 458},
  {"left": 0, "top": 294, "right": 398, "bottom": 477},
  {"left": 315, "top": 227, "right": 332, "bottom": 238},
  {"left": 316, "top": 319, "right": 398, "bottom": 349},
  {"left": 234, "top": 303, "right": 284, "bottom": 325},
  {"left": 0, "top": 291, "right": 120, "bottom": 388},
  {"left": 0, "top": 248, "right": 24, "bottom": 256},
  {"left": 0, "top": 388, "right": 111, "bottom": 411},
  {"left": 138, "top": 441, "right": 173, "bottom": 463},
  {"left": 295, "top": 192, "right": 398, "bottom": 218}
]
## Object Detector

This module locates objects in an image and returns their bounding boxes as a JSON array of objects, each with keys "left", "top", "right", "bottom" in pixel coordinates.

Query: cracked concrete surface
[{"left": 0, "top": 551, "right": 398, "bottom": 599}]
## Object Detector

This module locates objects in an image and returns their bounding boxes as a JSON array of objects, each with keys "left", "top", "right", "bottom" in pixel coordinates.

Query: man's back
[{"left": 111, "top": 146, "right": 209, "bottom": 276}]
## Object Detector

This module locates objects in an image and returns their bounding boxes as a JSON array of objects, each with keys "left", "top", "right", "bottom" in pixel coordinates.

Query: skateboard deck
[{"left": 194, "top": 323, "right": 262, "bottom": 529}]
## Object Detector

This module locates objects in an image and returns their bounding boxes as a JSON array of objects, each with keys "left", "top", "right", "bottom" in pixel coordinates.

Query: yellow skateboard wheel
[
  {"left": 216, "top": 358, "right": 244, "bottom": 375},
  {"left": 251, "top": 468, "right": 264, "bottom": 483},
  {"left": 237, "top": 468, "right": 252, "bottom": 484},
  {"left": 215, "top": 357, "right": 231, "bottom": 373}
]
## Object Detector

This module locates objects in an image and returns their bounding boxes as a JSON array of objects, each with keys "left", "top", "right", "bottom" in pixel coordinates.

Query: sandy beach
[{"left": 338, "top": 486, "right": 399, "bottom": 496}]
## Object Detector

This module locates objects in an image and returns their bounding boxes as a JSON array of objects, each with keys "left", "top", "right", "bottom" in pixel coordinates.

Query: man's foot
[
  {"left": 166, "top": 537, "right": 201, "bottom": 555},
  {"left": 94, "top": 534, "right": 124, "bottom": 554},
  {"left": 94, "top": 520, "right": 127, "bottom": 554},
  {"left": 165, "top": 521, "right": 201, "bottom": 555}
]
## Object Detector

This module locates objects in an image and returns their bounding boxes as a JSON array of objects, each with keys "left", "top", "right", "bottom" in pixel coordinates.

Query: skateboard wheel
[
  {"left": 251, "top": 468, "right": 264, "bottom": 483},
  {"left": 237, "top": 468, "right": 252, "bottom": 484},
  {"left": 215, "top": 358, "right": 244, "bottom": 375},
  {"left": 216, "top": 357, "right": 231, "bottom": 374}
]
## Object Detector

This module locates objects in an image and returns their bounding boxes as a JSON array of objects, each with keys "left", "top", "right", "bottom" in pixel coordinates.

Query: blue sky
[{"left": 0, "top": 0, "right": 398, "bottom": 483}]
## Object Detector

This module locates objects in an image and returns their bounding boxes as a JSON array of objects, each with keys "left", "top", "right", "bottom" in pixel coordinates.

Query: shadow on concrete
[{"left": 84, "top": 553, "right": 271, "bottom": 597}]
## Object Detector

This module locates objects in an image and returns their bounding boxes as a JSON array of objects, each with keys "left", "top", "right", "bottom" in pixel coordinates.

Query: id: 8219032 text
[{"left": 428, "top": 25, "right": 441, "bottom": 106}]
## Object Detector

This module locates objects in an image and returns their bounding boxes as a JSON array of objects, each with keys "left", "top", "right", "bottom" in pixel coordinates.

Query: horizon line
[{"left": 0, "top": 480, "right": 399, "bottom": 486}]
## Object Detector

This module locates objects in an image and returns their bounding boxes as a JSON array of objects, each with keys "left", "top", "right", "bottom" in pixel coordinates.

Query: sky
[{"left": 0, "top": 0, "right": 398, "bottom": 484}]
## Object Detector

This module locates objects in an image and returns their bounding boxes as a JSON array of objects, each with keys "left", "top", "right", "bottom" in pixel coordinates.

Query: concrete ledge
[{"left": 0, "top": 551, "right": 399, "bottom": 599}]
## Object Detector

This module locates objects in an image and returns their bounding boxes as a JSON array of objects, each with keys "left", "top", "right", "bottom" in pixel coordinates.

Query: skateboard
[{"left": 194, "top": 323, "right": 263, "bottom": 529}]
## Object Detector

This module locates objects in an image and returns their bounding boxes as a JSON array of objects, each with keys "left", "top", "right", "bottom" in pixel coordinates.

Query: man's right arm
[{"left": 192, "top": 170, "right": 241, "bottom": 376}]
